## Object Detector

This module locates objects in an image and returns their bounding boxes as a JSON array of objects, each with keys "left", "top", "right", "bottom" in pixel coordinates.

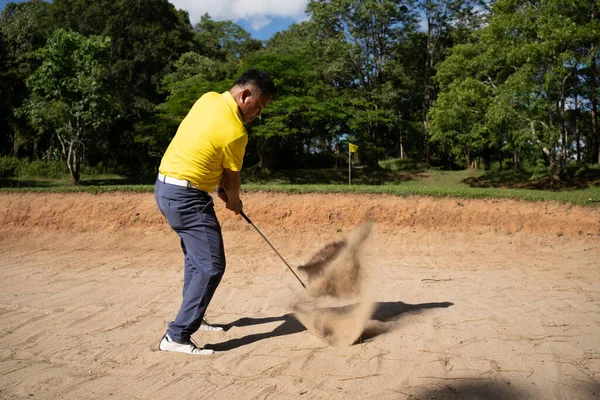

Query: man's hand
[{"left": 226, "top": 197, "right": 243, "bottom": 215}]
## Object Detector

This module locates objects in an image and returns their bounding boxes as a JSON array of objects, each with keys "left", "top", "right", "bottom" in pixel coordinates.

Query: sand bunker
[
  {"left": 2, "top": 192, "right": 599, "bottom": 399},
  {"left": 294, "top": 222, "right": 375, "bottom": 346}
]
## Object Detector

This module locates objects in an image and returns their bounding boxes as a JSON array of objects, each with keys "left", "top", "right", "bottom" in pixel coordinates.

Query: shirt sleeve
[{"left": 222, "top": 134, "right": 248, "bottom": 171}]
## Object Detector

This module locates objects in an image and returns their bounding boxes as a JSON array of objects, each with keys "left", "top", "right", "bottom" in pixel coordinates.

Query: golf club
[{"left": 240, "top": 210, "right": 307, "bottom": 289}]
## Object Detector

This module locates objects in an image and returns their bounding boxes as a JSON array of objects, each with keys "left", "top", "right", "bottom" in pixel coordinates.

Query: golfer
[{"left": 155, "top": 68, "right": 275, "bottom": 355}]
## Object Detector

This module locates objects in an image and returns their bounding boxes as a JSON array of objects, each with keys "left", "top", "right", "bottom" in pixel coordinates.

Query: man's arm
[{"left": 220, "top": 168, "right": 242, "bottom": 214}]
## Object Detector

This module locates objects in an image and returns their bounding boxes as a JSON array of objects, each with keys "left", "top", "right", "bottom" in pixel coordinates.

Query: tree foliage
[
  {"left": 0, "top": 0, "right": 598, "bottom": 183},
  {"left": 306, "top": 0, "right": 419, "bottom": 164},
  {"left": 430, "top": 0, "right": 600, "bottom": 178},
  {"left": 19, "top": 29, "right": 119, "bottom": 184},
  {"left": 0, "top": 0, "right": 53, "bottom": 156}
]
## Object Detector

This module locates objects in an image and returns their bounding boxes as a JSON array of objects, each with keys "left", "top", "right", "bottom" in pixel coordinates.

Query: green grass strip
[
  {"left": 1, "top": 183, "right": 598, "bottom": 207},
  {"left": 242, "top": 184, "right": 600, "bottom": 206}
]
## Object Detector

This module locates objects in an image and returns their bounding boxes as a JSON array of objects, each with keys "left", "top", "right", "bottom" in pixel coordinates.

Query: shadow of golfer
[
  {"left": 373, "top": 301, "right": 454, "bottom": 321},
  {"left": 205, "top": 301, "right": 453, "bottom": 351},
  {"left": 204, "top": 314, "right": 306, "bottom": 352},
  {"left": 362, "top": 300, "right": 454, "bottom": 341}
]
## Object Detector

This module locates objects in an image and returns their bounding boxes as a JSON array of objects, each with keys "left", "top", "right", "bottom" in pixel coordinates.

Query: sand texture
[{"left": 0, "top": 192, "right": 599, "bottom": 399}]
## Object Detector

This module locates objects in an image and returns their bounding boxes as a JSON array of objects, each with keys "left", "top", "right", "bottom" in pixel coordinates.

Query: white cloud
[
  {"left": 248, "top": 16, "right": 272, "bottom": 31},
  {"left": 170, "top": 0, "right": 308, "bottom": 26}
]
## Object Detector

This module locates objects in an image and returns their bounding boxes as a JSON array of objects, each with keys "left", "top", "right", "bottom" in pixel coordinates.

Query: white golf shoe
[
  {"left": 199, "top": 318, "right": 224, "bottom": 331},
  {"left": 159, "top": 334, "right": 214, "bottom": 355}
]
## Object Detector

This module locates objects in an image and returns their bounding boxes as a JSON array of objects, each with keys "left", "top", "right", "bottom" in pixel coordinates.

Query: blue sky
[
  {"left": 0, "top": 0, "right": 16, "bottom": 11},
  {"left": 237, "top": 16, "right": 302, "bottom": 41},
  {"left": 170, "top": 0, "right": 309, "bottom": 40},
  {"left": 0, "top": 0, "right": 307, "bottom": 41}
]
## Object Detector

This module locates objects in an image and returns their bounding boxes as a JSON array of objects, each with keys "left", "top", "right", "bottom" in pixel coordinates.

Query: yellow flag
[{"left": 349, "top": 143, "right": 359, "bottom": 153}]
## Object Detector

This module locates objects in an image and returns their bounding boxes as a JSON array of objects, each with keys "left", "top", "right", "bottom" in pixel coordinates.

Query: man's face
[{"left": 239, "top": 88, "right": 272, "bottom": 124}]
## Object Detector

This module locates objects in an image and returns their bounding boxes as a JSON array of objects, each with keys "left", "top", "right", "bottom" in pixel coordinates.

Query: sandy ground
[{"left": 0, "top": 192, "right": 599, "bottom": 400}]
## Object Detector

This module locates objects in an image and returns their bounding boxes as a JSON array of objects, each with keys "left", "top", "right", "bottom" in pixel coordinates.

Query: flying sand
[{"left": 294, "top": 222, "right": 375, "bottom": 346}]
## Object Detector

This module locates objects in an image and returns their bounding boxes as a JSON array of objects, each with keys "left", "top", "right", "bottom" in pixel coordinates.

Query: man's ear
[{"left": 241, "top": 88, "right": 252, "bottom": 103}]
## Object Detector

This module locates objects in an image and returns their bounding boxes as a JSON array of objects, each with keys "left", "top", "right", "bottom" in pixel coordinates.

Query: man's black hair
[{"left": 234, "top": 68, "right": 276, "bottom": 97}]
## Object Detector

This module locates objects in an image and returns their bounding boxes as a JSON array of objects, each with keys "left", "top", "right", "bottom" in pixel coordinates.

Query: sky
[
  {"left": 0, "top": 0, "right": 14, "bottom": 11},
  {"left": 0, "top": 0, "right": 309, "bottom": 41},
  {"left": 171, "top": 0, "right": 309, "bottom": 40}
]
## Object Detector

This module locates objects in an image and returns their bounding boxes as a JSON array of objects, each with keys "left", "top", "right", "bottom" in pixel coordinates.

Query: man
[{"left": 155, "top": 68, "right": 275, "bottom": 355}]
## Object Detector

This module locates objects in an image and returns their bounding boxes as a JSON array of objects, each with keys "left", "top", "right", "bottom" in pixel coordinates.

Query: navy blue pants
[{"left": 154, "top": 179, "right": 226, "bottom": 343}]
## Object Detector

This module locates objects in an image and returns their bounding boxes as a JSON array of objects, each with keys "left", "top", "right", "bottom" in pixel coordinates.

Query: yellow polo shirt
[{"left": 159, "top": 91, "right": 248, "bottom": 192}]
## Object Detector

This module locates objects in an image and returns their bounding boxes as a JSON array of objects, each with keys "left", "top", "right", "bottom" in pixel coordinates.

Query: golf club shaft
[{"left": 240, "top": 211, "right": 306, "bottom": 289}]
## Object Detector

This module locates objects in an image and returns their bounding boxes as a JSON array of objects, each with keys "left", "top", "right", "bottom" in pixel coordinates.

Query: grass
[
  {"left": 1, "top": 168, "right": 599, "bottom": 207},
  {"left": 242, "top": 183, "right": 600, "bottom": 206}
]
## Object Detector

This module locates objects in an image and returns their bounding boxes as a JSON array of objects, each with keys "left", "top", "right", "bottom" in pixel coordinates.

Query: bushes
[
  {"left": 0, "top": 157, "right": 21, "bottom": 177},
  {"left": 378, "top": 158, "right": 423, "bottom": 171},
  {"left": 574, "top": 163, "right": 600, "bottom": 177},
  {"left": 20, "top": 159, "right": 67, "bottom": 178},
  {"left": 0, "top": 156, "right": 68, "bottom": 178}
]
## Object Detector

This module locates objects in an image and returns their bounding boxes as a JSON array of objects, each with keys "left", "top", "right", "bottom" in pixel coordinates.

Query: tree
[
  {"left": 0, "top": 0, "right": 53, "bottom": 157},
  {"left": 306, "top": 0, "right": 418, "bottom": 164},
  {"left": 0, "top": 0, "right": 53, "bottom": 73},
  {"left": 20, "top": 29, "right": 120, "bottom": 184},
  {"left": 242, "top": 22, "right": 348, "bottom": 170},
  {"left": 573, "top": 1, "right": 599, "bottom": 164},
  {"left": 51, "top": 0, "right": 194, "bottom": 105},
  {"left": 417, "top": 0, "right": 489, "bottom": 166},
  {"left": 429, "top": 76, "right": 491, "bottom": 168},
  {"left": 49, "top": 0, "right": 195, "bottom": 169},
  {"left": 430, "top": 0, "right": 600, "bottom": 178},
  {"left": 194, "top": 14, "right": 262, "bottom": 63},
  {"left": 488, "top": 0, "right": 599, "bottom": 177}
]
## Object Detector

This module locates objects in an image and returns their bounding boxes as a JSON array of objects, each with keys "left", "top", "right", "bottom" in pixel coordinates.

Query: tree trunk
[
  {"left": 557, "top": 98, "right": 565, "bottom": 177},
  {"left": 12, "top": 126, "right": 20, "bottom": 156},
  {"left": 575, "top": 95, "right": 581, "bottom": 166},
  {"left": 33, "top": 138, "right": 38, "bottom": 159},
  {"left": 549, "top": 151, "right": 557, "bottom": 182},
  {"left": 67, "top": 141, "right": 83, "bottom": 186},
  {"left": 399, "top": 130, "right": 404, "bottom": 160},
  {"left": 542, "top": 146, "right": 558, "bottom": 183},
  {"left": 255, "top": 138, "right": 267, "bottom": 169},
  {"left": 423, "top": 89, "right": 431, "bottom": 167},
  {"left": 423, "top": 14, "right": 434, "bottom": 168},
  {"left": 590, "top": 6, "right": 599, "bottom": 163},
  {"left": 483, "top": 149, "right": 491, "bottom": 170},
  {"left": 422, "top": 3, "right": 447, "bottom": 169},
  {"left": 591, "top": 41, "right": 599, "bottom": 163}
]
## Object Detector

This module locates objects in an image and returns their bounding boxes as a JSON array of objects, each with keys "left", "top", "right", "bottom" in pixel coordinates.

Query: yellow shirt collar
[{"left": 221, "top": 91, "right": 243, "bottom": 123}]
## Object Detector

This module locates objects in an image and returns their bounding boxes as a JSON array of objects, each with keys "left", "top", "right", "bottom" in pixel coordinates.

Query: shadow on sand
[
  {"left": 413, "top": 374, "right": 599, "bottom": 400},
  {"left": 205, "top": 300, "right": 453, "bottom": 351},
  {"left": 204, "top": 314, "right": 305, "bottom": 352},
  {"left": 413, "top": 380, "right": 530, "bottom": 400},
  {"left": 362, "top": 300, "right": 453, "bottom": 341},
  {"left": 373, "top": 300, "right": 454, "bottom": 321}
]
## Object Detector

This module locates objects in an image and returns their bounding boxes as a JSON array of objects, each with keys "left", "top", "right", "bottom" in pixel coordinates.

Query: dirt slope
[{"left": 1, "top": 192, "right": 598, "bottom": 235}]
